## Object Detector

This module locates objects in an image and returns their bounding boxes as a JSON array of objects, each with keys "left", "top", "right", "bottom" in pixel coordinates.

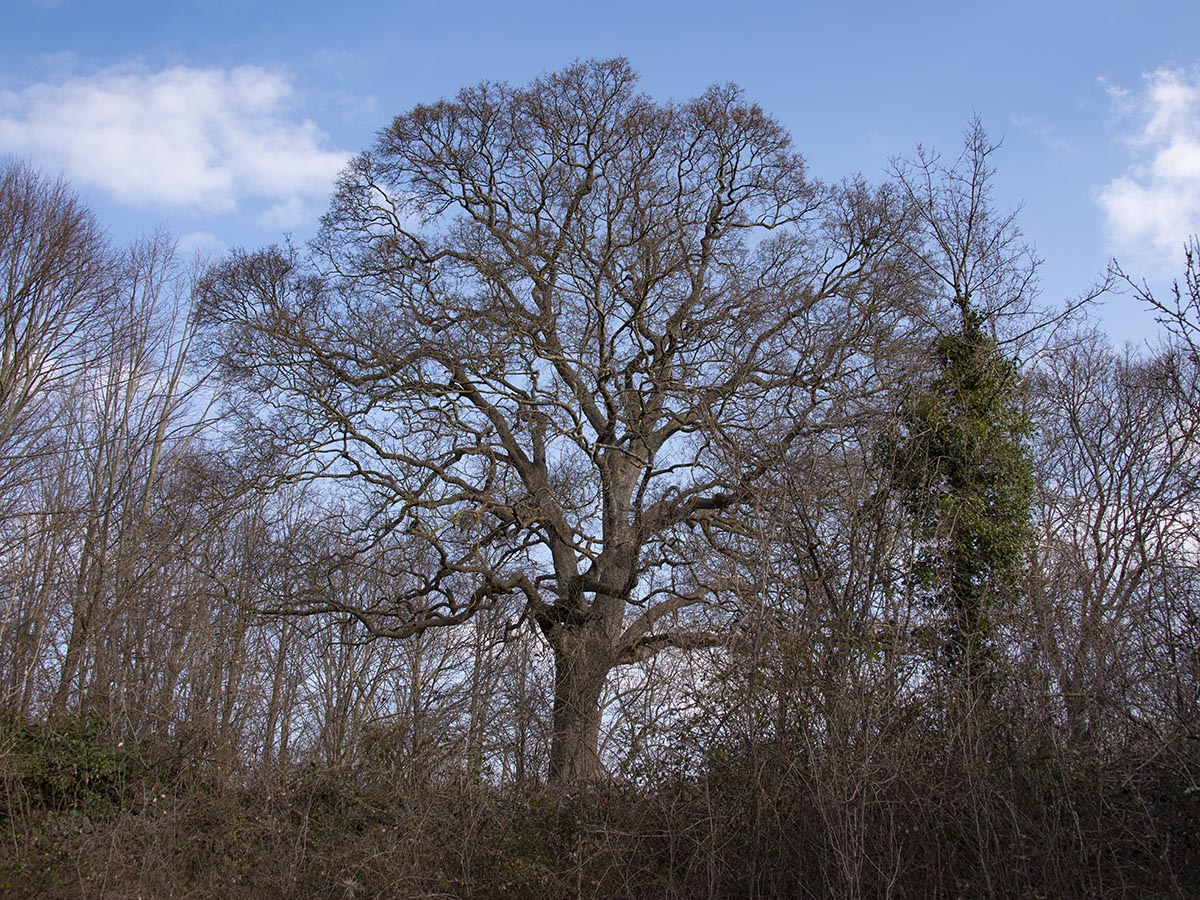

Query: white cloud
[
  {"left": 0, "top": 65, "right": 351, "bottom": 226},
  {"left": 1097, "top": 67, "right": 1200, "bottom": 276}
]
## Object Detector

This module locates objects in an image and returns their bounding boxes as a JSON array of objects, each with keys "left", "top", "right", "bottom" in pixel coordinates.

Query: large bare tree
[{"left": 201, "top": 59, "right": 918, "bottom": 781}]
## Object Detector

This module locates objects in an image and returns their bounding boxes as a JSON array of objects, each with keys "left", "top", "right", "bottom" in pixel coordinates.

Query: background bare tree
[
  {"left": 1026, "top": 334, "right": 1200, "bottom": 747},
  {"left": 0, "top": 160, "right": 111, "bottom": 499}
]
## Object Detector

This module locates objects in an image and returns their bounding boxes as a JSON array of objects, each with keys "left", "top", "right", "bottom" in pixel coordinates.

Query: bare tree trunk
[
  {"left": 509, "top": 629, "right": 536, "bottom": 784},
  {"left": 548, "top": 619, "right": 613, "bottom": 783},
  {"left": 52, "top": 509, "right": 107, "bottom": 715},
  {"left": 262, "top": 619, "right": 294, "bottom": 770}
]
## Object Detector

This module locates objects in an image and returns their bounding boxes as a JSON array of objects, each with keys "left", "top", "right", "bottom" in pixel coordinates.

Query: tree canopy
[{"left": 200, "top": 58, "right": 922, "bottom": 780}]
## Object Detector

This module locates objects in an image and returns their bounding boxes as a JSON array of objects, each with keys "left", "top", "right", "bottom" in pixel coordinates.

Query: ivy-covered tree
[
  {"left": 888, "top": 123, "right": 1037, "bottom": 683},
  {"left": 892, "top": 305, "right": 1033, "bottom": 678}
]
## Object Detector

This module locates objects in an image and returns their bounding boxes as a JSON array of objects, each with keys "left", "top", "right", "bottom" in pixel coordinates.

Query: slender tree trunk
[
  {"left": 262, "top": 620, "right": 293, "bottom": 770},
  {"left": 406, "top": 635, "right": 424, "bottom": 780},
  {"left": 465, "top": 622, "right": 487, "bottom": 779},
  {"left": 512, "top": 632, "right": 532, "bottom": 783}
]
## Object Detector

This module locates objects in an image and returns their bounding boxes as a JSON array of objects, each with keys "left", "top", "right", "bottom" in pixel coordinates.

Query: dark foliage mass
[{"left": 1, "top": 62, "right": 1198, "bottom": 898}]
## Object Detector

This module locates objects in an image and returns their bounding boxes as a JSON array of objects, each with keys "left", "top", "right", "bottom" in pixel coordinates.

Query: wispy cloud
[
  {"left": 1011, "top": 114, "right": 1074, "bottom": 156},
  {"left": 0, "top": 65, "right": 351, "bottom": 227},
  {"left": 1096, "top": 67, "right": 1200, "bottom": 277},
  {"left": 177, "top": 231, "right": 228, "bottom": 262}
]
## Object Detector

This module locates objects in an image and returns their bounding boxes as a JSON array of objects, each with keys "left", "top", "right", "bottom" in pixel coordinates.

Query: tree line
[{"left": 0, "top": 59, "right": 1197, "bottom": 898}]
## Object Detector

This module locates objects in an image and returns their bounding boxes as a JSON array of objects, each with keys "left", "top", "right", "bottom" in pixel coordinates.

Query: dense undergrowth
[{"left": 3, "top": 714, "right": 1196, "bottom": 899}]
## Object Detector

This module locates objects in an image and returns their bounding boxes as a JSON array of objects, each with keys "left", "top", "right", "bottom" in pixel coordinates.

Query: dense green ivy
[{"left": 889, "top": 307, "right": 1034, "bottom": 679}]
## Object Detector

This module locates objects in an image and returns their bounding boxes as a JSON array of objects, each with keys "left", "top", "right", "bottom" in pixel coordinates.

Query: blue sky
[{"left": 3, "top": 0, "right": 1198, "bottom": 344}]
